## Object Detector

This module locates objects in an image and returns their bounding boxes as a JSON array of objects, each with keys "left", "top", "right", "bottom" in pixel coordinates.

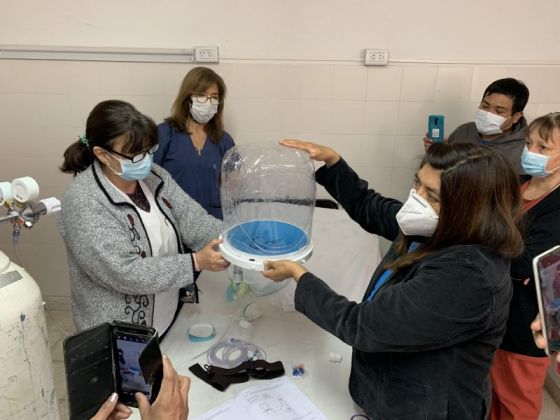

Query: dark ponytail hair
[
  {"left": 60, "top": 138, "right": 93, "bottom": 175},
  {"left": 60, "top": 100, "right": 158, "bottom": 175}
]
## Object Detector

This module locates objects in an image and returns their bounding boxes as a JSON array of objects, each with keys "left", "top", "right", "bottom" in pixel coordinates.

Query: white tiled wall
[{"left": 1, "top": 59, "right": 560, "bottom": 297}]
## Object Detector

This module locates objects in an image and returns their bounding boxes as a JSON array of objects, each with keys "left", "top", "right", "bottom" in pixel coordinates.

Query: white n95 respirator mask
[{"left": 396, "top": 189, "right": 439, "bottom": 237}]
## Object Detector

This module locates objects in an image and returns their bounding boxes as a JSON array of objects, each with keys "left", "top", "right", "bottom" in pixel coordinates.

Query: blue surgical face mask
[
  {"left": 108, "top": 153, "right": 154, "bottom": 181},
  {"left": 521, "top": 146, "right": 560, "bottom": 178}
]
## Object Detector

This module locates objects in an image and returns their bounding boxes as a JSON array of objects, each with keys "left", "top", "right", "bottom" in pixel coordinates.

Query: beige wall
[
  {"left": 1, "top": 59, "right": 560, "bottom": 297},
  {"left": 2, "top": 0, "right": 560, "bottom": 62},
  {"left": 2, "top": 0, "right": 560, "bottom": 298}
]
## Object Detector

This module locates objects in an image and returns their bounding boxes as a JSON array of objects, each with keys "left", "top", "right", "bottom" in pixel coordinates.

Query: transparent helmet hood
[{"left": 219, "top": 143, "right": 316, "bottom": 270}]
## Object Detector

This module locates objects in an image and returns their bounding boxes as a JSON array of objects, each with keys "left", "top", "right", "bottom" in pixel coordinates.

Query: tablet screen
[{"left": 535, "top": 246, "right": 560, "bottom": 353}]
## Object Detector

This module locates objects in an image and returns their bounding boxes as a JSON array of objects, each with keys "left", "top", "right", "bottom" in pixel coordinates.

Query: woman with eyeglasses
[
  {"left": 59, "top": 100, "right": 229, "bottom": 335},
  {"left": 489, "top": 112, "right": 560, "bottom": 419},
  {"left": 154, "top": 66, "right": 235, "bottom": 220}
]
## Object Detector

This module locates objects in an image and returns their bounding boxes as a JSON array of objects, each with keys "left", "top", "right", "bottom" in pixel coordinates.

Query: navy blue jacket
[{"left": 294, "top": 159, "right": 512, "bottom": 419}]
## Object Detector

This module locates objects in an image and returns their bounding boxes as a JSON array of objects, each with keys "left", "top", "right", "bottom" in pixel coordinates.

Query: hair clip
[{"left": 78, "top": 134, "right": 89, "bottom": 148}]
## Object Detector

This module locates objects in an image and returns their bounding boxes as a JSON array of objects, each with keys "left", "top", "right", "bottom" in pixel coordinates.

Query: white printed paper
[{"left": 193, "top": 377, "right": 328, "bottom": 420}]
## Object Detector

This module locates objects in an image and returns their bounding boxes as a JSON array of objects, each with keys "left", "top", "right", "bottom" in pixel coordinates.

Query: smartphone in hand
[
  {"left": 64, "top": 321, "right": 163, "bottom": 419},
  {"left": 114, "top": 323, "right": 163, "bottom": 406},
  {"left": 428, "top": 115, "right": 445, "bottom": 143},
  {"left": 533, "top": 245, "right": 560, "bottom": 356}
]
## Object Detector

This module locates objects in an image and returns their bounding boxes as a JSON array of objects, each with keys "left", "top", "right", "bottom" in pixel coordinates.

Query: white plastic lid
[{"left": 187, "top": 323, "right": 216, "bottom": 342}]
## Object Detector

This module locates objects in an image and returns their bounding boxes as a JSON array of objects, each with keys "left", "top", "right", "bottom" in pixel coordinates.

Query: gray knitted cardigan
[{"left": 58, "top": 160, "right": 222, "bottom": 331}]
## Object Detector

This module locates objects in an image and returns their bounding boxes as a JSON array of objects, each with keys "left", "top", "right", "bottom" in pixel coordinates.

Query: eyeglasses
[
  {"left": 191, "top": 94, "right": 220, "bottom": 105},
  {"left": 104, "top": 144, "right": 159, "bottom": 163}
]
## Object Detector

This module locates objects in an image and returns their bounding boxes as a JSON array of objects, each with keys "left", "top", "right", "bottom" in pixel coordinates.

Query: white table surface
[{"left": 131, "top": 207, "right": 381, "bottom": 419}]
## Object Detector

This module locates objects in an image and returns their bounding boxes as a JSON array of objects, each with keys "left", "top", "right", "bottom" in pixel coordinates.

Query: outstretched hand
[
  {"left": 195, "top": 239, "right": 230, "bottom": 272},
  {"left": 279, "top": 139, "right": 340, "bottom": 167},
  {"left": 262, "top": 260, "right": 308, "bottom": 282}
]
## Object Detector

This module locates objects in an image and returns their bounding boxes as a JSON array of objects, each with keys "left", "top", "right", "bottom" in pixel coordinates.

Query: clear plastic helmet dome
[{"left": 219, "top": 143, "right": 316, "bottom": 270}]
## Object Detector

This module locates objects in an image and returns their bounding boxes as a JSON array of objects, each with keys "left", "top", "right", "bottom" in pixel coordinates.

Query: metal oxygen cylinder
[{"left": 0, "top": 251, "right": 59, "bottom": 419}]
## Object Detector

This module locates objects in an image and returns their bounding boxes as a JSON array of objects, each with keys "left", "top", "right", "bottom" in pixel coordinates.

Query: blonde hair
[{"left": 528, "top": 112, "right": 560, "bottom": 145}]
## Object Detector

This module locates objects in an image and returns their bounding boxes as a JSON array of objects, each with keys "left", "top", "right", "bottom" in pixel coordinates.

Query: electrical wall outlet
[
  {"left": 364, "top": 49, "right": 389, "bottom": 66},
  {"left": 195, "top": 46, "right": 219, "bottom": 63}
]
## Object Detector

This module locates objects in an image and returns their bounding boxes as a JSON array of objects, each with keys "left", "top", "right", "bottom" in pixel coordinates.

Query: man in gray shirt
[{"left": 425, "top": 78, "right": 529, "bottom": 171}]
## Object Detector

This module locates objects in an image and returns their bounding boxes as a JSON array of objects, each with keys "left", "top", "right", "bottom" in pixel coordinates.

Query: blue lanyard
[
  {"left": 366, "top": 241, "right": 420, "bottom": 301},
  {"left": 366, "top": 269, "right": 392, "bottom": 301}
]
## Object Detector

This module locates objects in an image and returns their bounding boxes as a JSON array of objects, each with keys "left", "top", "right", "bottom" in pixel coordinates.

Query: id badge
[{"left": 180, "top": 283, "right": 199, "bottom": 304}]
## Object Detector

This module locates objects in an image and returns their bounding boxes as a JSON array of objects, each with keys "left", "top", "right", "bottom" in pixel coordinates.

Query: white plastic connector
[
  {"left": 328, "top": 351, "right": 343, "bottom": 363},
  {"left": 195, "top": 46, "right": 219, "bottom": 63},
  {"left": 364, "top": 49, "right": 389, "bottom": 66},
  {"left": 40, "top": 197, "right": 62, "bottom": 215}
]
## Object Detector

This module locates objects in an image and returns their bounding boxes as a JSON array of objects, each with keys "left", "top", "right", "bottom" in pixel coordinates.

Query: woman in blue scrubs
[{"left": 155, "top": 67, "right": 235, "bottom": 220}]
